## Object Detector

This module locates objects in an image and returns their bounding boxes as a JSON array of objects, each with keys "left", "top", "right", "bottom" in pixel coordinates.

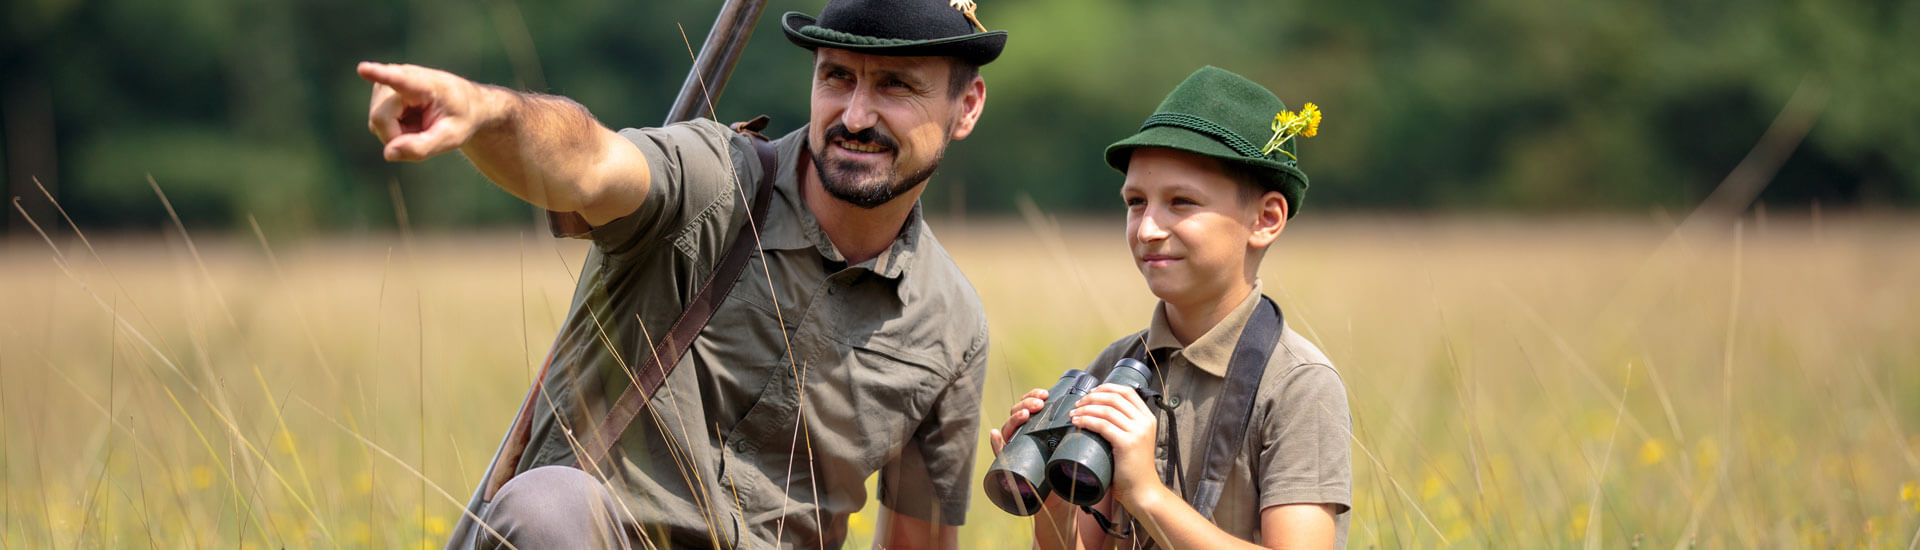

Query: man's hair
[
  {"left": 805, "top": 51, "right": 978, "bottom": 99},
  {"left": 946, "top": 58, "right": 980, "bottom": 99}
]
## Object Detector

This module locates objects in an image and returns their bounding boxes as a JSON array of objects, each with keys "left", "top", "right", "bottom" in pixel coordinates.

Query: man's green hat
[
  {"left": 782, "top": 0, "right": 1009, "bottom": 66},
  {"left": 1105, "top": 66, "right": 1311, "bottom": 217}
]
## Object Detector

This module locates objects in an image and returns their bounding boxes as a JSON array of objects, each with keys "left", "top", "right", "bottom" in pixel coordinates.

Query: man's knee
[{"left": 474, "top": 466, "right": 625, "bottom": 549}]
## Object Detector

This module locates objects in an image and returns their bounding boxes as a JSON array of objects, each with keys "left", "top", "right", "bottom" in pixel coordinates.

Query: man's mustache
[{"left": 824, "top": 123, "right": 898, "bottom": 152}]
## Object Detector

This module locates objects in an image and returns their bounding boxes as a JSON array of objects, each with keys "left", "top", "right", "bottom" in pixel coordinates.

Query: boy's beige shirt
[{"left": 1084, "top": 281, "right": 1352, "bottom": 548}]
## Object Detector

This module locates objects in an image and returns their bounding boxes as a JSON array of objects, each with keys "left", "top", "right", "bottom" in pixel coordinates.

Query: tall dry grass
[{"left": 2, "top": 205, "right": 1917, "bottom": 548}]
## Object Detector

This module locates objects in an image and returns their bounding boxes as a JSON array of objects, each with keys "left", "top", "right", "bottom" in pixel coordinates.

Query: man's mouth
[{"left": 835, "top": 139, "right": 890, "bottom": 154}]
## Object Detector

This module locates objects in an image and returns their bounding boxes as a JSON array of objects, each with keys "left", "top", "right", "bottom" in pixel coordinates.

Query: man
[{"left": 358, "top": 0, "right": 1006, "bottom": 547}]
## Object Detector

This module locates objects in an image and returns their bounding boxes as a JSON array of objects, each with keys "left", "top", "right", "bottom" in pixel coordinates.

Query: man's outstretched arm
[{"left": 358, "top": 62, "right": 650, "bottom": 226}]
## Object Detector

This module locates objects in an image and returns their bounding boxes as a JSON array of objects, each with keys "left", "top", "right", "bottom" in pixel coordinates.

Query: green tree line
[{"left": 4, "top": 0, "right": 1916, "bottom": 234}]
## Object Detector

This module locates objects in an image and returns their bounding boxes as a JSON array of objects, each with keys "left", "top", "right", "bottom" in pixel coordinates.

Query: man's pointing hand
[{"left": 358, "top": 62, "right": 501, "bottom": 162}]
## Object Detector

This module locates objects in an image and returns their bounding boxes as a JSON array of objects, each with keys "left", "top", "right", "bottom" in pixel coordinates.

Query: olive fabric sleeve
[
  {"left": 1255, "top": 363, "right": 1353, "bottom": 513},
  {"left": 590, "top": 120, "right": 757, "bottom": 258},
  {"left": 878, "top": 317, "right": 990, "bottom": 526}
]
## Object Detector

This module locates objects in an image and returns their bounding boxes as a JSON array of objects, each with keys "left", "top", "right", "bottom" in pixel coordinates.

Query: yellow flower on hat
[{"left": 1262, "top": 102, "right": 1323, "bottom": 161}]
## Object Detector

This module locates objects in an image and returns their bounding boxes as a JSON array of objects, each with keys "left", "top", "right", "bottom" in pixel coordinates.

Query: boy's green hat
[{"left": 1105, "top": 66, "right": 1310, "bottom": 217}]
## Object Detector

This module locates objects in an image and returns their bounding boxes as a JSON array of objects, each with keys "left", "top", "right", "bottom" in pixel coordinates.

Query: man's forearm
[{"left": 459, "top": 87, "right": 647, "bottom": 223}]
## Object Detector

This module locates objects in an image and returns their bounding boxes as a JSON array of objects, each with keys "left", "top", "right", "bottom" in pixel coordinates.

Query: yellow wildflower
[
  {"left": 1638, "top": 438, "right": 1667, "bottom": 466},
  {"left": 1300, "top": 103, "right": 1321, "bottom": 138},
  {"left": 1902, "top": 481, "right": 1917, "bottom": 502},
  {"left": 190, "top": 465, "right": 215, "bottom": 489},
  {"left": 425, "top": 515, "right": 450, "bottom": 537},
  {"left": 1262, "top": 102, "right": 1324, "bottom": 160}
]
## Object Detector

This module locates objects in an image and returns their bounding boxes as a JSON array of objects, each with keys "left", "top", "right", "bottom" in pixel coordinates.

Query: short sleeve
[
  {"left": 878, "top": 318, "right": 990, "bottom": 525},
  {"left": 1256, "top": 363, "right": 1353, "bottom": 513},
  {"left": 588, "top": 119, "right": 755, "bottom": 258}
]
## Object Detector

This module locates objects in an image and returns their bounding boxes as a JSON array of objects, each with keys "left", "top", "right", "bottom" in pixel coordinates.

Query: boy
[{"left": 990, "top": 66, "right": 1352, "bottom": 549}]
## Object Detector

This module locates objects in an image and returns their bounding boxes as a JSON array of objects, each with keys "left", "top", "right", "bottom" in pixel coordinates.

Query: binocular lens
[
  {"left": 983, "top": 470, "right": 1042, "bottom": 515},
  {"left": 1048, "top": 462, "right": 1103, "bottom": 503}
]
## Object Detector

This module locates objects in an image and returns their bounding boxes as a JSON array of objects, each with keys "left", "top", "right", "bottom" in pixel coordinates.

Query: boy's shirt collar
[{"left": 1145, "top": 281, "right": 1266, "bottom": 378}]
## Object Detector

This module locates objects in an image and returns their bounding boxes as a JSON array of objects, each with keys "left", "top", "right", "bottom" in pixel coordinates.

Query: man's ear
[
  {"left": 949, "top": 76, "right": 986, "bottom": 140},
  {"left": 1248, "top": 190, "right": 1287, "bottom": 249}
]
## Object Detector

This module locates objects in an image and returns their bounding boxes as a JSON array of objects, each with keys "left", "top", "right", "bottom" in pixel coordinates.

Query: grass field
[{"left": 2, "top": 211, "right": 1917, "bottom": 548}]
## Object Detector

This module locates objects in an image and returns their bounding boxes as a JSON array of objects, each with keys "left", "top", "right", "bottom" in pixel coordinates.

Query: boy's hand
[
  {"left": 988, "top": 388, "right": 1049, "bottom": 456},
  {"left": 1070, "top": 384, "right": 1161, "bottom": 503}
]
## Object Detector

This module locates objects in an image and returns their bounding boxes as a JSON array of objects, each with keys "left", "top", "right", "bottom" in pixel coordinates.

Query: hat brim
[
  {"left": 781, "top": 12, "right": 1008, "bottom": 66},
  {"left": 1105, "top": 125, "right": 1309, "bottom": 216}
]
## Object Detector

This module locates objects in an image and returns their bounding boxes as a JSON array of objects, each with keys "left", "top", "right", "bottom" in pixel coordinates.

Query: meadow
[{"left": 2, "top": 209, "right": 1916, "bottom": 548}]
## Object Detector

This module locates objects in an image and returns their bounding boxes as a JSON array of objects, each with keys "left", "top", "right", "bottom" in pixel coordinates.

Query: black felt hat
[{"left": 782, "top": 0, "right": 1009, "bottom": 66}]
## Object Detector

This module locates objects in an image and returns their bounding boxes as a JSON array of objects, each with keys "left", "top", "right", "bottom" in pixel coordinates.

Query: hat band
[
  {"left": 799, "top": 25, "right": 920, "bottom": 46},
  {"left": 1141, "top": 113, "right": 1269, "bottom": 161}
]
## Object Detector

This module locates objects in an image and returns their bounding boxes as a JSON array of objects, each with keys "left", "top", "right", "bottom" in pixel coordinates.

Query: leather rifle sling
[
  {"left": 1189, "top": 296, "right": 1283, "bottom": 519},
  {"left": 572, "top": 124, "right": 779, "bottom": 473},
  {"left": 481, "top": 120, "right": 778, "bottom": 498}
]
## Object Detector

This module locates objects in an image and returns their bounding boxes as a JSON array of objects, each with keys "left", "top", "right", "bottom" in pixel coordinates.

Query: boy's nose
[{"left": 1135, "top": 211, "right": 1170, "bottom": 242}]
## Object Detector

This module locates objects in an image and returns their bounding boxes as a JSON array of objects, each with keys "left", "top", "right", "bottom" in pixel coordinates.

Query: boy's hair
[{"left": 1221, "top": 158, "right": 1284, "bottom": 263}]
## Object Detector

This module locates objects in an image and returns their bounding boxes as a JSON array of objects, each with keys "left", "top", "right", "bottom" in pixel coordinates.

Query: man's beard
[{"left": 812, "top": 123, "right": 945, "bottom": 209}]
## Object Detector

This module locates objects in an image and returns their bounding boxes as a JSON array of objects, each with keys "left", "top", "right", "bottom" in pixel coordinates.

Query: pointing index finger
[{"left": 357, "top": 62, "right": 433, "bottom": 98}]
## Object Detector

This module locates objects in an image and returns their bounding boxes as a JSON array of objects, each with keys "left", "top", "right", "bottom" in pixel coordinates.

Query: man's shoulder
[{"left": 900, "top": 229, "right": 987, "bottom": 324}]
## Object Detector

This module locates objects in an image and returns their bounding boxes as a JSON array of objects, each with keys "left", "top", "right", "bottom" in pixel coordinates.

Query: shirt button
[
  {"left": 827, "top": 286, "right": 837, "bottom": 296},
  {"left": 1167, "top": 396, "right": 1183, "bottom": 408},
  {"left": 733, "top": 439, "right": 750, "bottom": 453}
]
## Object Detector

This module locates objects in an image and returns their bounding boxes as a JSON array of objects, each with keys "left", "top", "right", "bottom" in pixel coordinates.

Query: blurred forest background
[{"left": 4, "top": 0, "right": 1917, "bottom": 235}]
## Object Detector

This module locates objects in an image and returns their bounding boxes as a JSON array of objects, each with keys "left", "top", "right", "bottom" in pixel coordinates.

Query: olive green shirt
[
  {"left": 511, "top": 120, "right": 990, "bottom": 548},
  {"left": 1084, "top": 282, "right": 1352, "bottom": 548}
]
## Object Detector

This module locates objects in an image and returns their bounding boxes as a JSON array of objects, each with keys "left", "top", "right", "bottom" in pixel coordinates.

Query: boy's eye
[
  {"left": 1124, "top": 197, "right": 1146, "bottom": 207},
  {"left": 1171, "top": 196, "right": 1198, "bottom": 207}
]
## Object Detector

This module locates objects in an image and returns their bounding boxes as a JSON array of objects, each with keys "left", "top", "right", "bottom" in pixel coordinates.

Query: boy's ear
[{"left": 1248, "top": 190, "right": 1287, "bottom": 249}]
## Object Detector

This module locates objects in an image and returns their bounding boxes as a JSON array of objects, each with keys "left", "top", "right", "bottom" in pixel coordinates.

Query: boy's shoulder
[{"left": 1272, "top": 324, "right": 1337, "bottom": 375}]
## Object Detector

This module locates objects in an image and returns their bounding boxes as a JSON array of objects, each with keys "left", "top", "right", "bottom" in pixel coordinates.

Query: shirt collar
[
  {"left": 756, "top": 125, "right": 923, "bottom": 281},
  {"left": 1144, "top": 280, "right": 1266, "bottom": 378}
]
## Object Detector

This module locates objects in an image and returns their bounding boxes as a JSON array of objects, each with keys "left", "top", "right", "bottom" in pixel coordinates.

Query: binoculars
[{"left": 982, "top": 358, "right": 1155, "bottom": 516}]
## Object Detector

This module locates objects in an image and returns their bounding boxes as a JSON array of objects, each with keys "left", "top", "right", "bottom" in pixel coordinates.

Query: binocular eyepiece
[{"left": 982, "top": 358, "right": 1154, "bottom": 516}]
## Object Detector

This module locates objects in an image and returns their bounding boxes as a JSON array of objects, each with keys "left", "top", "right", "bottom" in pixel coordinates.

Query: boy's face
[{"left": 1120, "top": 147, "right": 1285, "bottom": 308}]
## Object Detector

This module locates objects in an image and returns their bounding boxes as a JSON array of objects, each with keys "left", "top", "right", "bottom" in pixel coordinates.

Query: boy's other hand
[
  {"left": 988, "top": 388, "right": 1049, "bottom": 456},
  {"left": 1070, "top": 384, "right": 1160, "bottom": 501}
]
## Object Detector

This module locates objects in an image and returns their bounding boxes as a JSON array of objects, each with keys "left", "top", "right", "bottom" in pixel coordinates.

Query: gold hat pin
[{"left": 950, "top": 0, "right": 987, "bottom": 33}]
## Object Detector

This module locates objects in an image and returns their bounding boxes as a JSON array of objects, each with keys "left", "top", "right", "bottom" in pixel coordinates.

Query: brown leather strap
[{"left": 572, "top": 124, "right": 778, "bottom": 473}]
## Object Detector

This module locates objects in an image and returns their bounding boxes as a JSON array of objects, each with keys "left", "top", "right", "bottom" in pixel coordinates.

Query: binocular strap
[
  {"left": 1190, "top": 296, "right": 1282, "bottom": 519},
  {"left": 1111, "top": 296, "right": 1283, "bottom": 538}
]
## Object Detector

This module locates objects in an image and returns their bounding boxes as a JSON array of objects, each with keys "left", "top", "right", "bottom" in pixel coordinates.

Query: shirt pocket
[{"left": 843, "top": 342, "right": 944, "bottom": 463}]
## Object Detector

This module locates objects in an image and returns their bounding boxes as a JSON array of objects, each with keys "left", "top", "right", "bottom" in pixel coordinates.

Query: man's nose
[{"left": 840, "top": 85, "right": 879, "bottom": 133}]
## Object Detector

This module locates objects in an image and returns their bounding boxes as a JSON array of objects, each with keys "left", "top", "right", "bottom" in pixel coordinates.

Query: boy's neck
[{"left": 1163, "top": 280, "right": 1257, "bottom": 347}]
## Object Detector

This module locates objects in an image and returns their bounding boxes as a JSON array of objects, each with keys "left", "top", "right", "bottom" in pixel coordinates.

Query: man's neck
[
  {"left": 798, "top": 147, "right": 921, "bottom": 266},
  {"left": 1163, "top": 281, "right": 1255, "bottom": 347}
]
